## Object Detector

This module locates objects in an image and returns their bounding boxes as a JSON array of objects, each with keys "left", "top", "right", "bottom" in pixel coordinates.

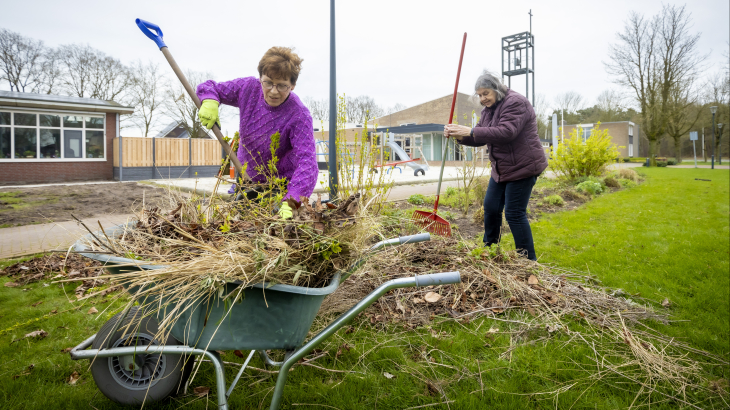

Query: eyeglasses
[{"left": 261, "top": 80, "right": 291, "bottom": 93}]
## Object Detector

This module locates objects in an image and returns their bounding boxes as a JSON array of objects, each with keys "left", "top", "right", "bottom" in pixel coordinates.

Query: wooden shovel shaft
[
  {"left": 434, "top": 32, "right": 467, "bottom": 211},
  {"left": 160, "top": 47, "right": 246, "bottom": 180}
]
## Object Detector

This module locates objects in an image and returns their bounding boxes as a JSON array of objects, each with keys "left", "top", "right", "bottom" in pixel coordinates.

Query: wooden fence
[{"left": 113, "top": 137, "right": 223, "bottom": 167}]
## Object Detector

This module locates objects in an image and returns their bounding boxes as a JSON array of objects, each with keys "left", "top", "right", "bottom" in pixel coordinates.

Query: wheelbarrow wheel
[{"left": 90, "top": 307, "right": 192, "bottom": 405}]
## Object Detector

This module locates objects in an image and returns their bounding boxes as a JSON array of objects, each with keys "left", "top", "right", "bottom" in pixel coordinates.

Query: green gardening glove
[
  {"left": 278, "top": 202, "right": 293, "bottom": 219},
  {"left": 198, "top": 99, "right": 221, "bottom": 130}
]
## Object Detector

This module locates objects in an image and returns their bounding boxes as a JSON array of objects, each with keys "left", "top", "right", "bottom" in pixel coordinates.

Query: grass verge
[{"left": 1, "top": 167, "right": 727, "bottom": 409}]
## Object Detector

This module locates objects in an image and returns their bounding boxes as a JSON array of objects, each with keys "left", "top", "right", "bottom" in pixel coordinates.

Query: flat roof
[
  {"left": 374, "top": 123, "right": 445, "bottom": 134},
  {"left": 0, "top": 90, "right": 134, "bottom": 114}
]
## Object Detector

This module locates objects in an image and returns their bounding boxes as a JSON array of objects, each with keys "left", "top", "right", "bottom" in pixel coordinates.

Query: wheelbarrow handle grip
[
  {"left": 415, "top": 271, "right": 462, "bottom": 287},
  {"left": 135, "top": 18, "right": 167, "bottom": 49},
  {"left": 399, "top": 233, "right": 431, "bottom": 245}
]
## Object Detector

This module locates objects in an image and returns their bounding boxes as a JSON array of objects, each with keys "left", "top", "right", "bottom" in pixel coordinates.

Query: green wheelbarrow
[{"left": 69, "top": 224, "right": 461, "bottom": 410}]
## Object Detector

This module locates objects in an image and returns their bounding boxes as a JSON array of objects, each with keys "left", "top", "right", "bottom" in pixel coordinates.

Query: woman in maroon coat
[{"left": 445, "top": 71, "right": 548, "bottom": 260}]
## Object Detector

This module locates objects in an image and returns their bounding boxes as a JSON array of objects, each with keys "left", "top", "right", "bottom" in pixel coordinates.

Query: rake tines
[{"left": 412, "top": 210, "right": 451, "bottom": 237}]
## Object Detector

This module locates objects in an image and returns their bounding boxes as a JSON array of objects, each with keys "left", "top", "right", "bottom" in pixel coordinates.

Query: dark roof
[
  {"left": 154, "top": 121, "right": 213, "bottom": 139},
  {"left": 374, "top": 123, "right": 445, "bottom": 134},
  {"left": 0, "top": 90, "right": 134, "bottom": 114}
]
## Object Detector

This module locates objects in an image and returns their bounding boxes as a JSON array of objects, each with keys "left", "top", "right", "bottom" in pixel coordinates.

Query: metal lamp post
[
  {"left": 711, "top": 106, "right": 717, "bottom": 169},
  {"left": 718, "top": 123, "right": 724, "bottom": 164}
]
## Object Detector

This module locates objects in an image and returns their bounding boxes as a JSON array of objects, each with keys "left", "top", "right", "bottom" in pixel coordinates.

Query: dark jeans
[{"left": 483, "top": 175, "right": 538, "bottom": 260}]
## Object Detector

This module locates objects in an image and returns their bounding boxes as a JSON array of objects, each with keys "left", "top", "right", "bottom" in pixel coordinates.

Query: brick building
[
  {"left": 0, "top": 91, "right": 134, "bottom": 185},
  {"left": 560, "top": 121, "right": 637, "bottom": 158}
]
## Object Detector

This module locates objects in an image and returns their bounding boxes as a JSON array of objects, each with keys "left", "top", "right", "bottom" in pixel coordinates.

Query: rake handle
[{"left": 435, "top": 32, "right": 467, "bottom": 212}]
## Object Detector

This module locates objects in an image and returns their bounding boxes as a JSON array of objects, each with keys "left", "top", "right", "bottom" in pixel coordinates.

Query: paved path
[{"left": 0, "top": 214, "right": 134, "bottom": 259}]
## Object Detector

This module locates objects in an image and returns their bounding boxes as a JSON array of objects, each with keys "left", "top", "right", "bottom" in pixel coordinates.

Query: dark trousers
[{"left": 483, "top": 175, "right": 538, "bottom": 260}]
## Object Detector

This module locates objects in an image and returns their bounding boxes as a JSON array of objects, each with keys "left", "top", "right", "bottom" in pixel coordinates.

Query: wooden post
[
  {"left": 188, "top": 137, "right": 192, "bottom": 178},
  {"left": 152, "top": 137, "right": 156, "bottom": 179}
]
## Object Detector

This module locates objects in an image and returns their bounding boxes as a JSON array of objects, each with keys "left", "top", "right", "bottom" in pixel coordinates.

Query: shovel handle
[
  {"left": 135, "top": 19, "right": 166, "bottom": 49},
  {"left": 135, "top": 18, "right": 245, "bottom": 180}
]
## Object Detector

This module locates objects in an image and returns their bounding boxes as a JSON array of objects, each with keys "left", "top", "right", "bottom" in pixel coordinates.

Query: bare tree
[
  {"left": 56, "top": 44, "right": 131, "bottom": 101},
  {"left": 33, "top": 48, "right": 64, "bottom": 94},
  {"left": 606, "top": 4, "right": 706, "bottom": 166},
  {"left": 0, "top": 28, "right": 46, "bottom": 92},
  {"left": 164, "top": 70, "right": 214, "bottom": 139},
  {"left": 127, "top": 61, "right": 166, "bottom": 138},
  {"left": 553, "top": 91, "right": 584, "bottom": 114},
  {"left": 533, "top": 94, "right": 550, "bottom": 138},
  {"left": 384, "top": 103, "right": 407, "bottom": 115},
  {"left": 595, "top": 89, "right": 627, "bottom": 122},
  {"left": 665, "top": 78, "right": 701, "bottom": 163},
  {"left": 703, "top": 71, "right": 729, "bottom": 160},
  {"left": 302, "top": 96, "right": 329, "bottom": 121}
]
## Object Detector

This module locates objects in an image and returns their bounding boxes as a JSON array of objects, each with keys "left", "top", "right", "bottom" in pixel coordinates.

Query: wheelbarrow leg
[
  {"left": 268, "top": 272, "right": 461, "bottom": 410},
  {"left": 207, "top": 351, "right": 229, "bottom": 410}
]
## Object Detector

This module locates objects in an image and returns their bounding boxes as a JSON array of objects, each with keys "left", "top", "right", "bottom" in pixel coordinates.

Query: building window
[
  {"left": 582, "top": 126, "right": 592, "bottom": 141},
  {"left": 0, "top": 110, "right": 105, "bottom": 161}
]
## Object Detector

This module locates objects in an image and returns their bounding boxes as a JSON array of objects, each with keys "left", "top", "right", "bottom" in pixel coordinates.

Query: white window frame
[{"left": 0, "top": 108, "right": 106, "bottom": 162}]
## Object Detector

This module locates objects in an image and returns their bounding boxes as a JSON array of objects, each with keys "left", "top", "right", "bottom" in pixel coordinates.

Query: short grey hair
[{"left": 474, "top": 70, "right": 508, "bottom": 103}]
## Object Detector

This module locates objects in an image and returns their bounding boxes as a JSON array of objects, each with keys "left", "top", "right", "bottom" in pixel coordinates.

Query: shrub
[
  {"left": 445, "top": 186, "right": 457, "bottom": 197},
  {"left": 617, "top": 168, "right": 639, "bottom": 182},
  {"left": 561, "top": 189, "right": 588, "bottom": 203},
  {"left": 576, "top": 181, "right": 603, "bottom": 195},
  {"left": 667, "top": 159, "right": 676, "bottom": 165},
  {"left": 472, "top": 207, "right": 484, "bottom": 225},
  {"left": 620, "top": 179, "right": 637, "bottom": 188},
  {"left": 622, "top": 157, "right": 631, "bottom": 163},
  {"left": 407, "top": 194, "right": 427, "bottom": 205},
  {"left": 656, "top": 161, "right": 668, "bottom": 167},
  {"left": 540, "top": 194, "right": 565, "bottom": 207},
  {"left": 603, "top": 176, "right": 621, "bottom": 188},
  {"left": 473, "top": 176, "right": 489, "bottom": 206},
  {"left": 550, "top": 122, "right": 621, "bottom": 179}
]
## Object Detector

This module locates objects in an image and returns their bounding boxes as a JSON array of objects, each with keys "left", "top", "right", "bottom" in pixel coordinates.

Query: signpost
[{"left": 690, "top": 131, "right": 698, "bottom": 168}]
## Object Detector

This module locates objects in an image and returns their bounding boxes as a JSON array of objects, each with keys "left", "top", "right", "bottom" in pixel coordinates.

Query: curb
[{"left": 141, "top": 177, "right": 465, "bottom": 199}]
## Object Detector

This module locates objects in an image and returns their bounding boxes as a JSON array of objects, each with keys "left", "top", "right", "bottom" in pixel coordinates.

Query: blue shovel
[{"left": 135, "top": 18, "right": 245, "bottom": 180}]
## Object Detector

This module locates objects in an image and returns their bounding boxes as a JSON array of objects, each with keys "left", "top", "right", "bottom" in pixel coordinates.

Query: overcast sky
[{"left": 1, "top": 0, "right": 727, "bottom": 137}]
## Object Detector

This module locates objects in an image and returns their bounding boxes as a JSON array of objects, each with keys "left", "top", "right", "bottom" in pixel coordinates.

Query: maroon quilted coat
[{"left": 458, "top": 89, "right": 548, "bottom": 183}]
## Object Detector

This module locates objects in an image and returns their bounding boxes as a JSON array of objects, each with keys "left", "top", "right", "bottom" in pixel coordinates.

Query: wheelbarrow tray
[{"left": 73, "top": 222, "right": 340, "bottom": 351}]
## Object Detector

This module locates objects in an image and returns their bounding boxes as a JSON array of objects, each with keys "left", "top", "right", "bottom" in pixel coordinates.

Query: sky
[{"left": 0, "top": 0, "right": 727, "bottom": 137}]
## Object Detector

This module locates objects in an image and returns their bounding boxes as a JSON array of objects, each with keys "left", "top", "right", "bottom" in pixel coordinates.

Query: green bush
[
  {"left": 576, "top": 181, "right": 603, "bottom": 195},
  {"left": 445, "top": 186, "right": 457, "bottom": 197},
  {"left": 617, "top": 168, "right": 639, "bottom": 182},
  {"left": 473, "top": 177, "right": 489, "bottom": 206},
  {"left": 603, "top": 176, "right": 620, "bottom": 188},
  {"left": 550, "top": 122, "right": 621, "bottom": 179},
  {"left": 560, "top": 189, "right": 588, "bottom": 203},
  {"left": 619, "top": 179, "right": 637, "bottom": 188},
  {"left": 656, "top": 161, "right": 668, "bottom": 167},
  {"left": 472, "top": 207, "right": 484, "bottom": 225},
  {"left": 667, "top": 159, "right": 676, "bottom": 165},
  {"left": 407, "top": 194, "right": 426, "bottom": 205},
  {"left": 622, "top": 157, "right": 631, "bottom": 163},
  {"left": 540, "top": 194, "right": 565, "bottom": 207}
]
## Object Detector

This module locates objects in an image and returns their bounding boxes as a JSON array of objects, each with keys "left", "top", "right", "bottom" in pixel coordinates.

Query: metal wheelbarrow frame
[{"left": 69, "top": 226, "right": 461, "bottom": 410}]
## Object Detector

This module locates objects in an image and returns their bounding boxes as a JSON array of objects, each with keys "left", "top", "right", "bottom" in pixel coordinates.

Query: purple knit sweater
[{"left": 196, "top": 76, "right": 317, "bottom": 201}]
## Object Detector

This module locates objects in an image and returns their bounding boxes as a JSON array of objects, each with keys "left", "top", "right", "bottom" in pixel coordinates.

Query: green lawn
[{"left": 1, "top": 168, "right": 728, "bottom": 409}]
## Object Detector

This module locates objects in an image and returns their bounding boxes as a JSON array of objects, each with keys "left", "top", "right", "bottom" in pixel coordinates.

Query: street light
[
  {"left": 710, "top": 105, "right": 717, "bottom": 169},
  {"left": 718, "top": 123, "right": 724, "bottom": 165}
]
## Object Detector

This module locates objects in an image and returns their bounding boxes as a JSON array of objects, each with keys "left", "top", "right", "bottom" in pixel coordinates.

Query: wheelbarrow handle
[
  {"left": 134, "top": 18, "right": 247, "bottom": 181},
  {"left": 415, "top": 271, "right": 461, "bottom": 286}
]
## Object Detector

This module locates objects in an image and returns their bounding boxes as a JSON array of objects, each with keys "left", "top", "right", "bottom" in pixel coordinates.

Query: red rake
[{"left": 412, "top": 32, "right": 467, "bottom": 237}]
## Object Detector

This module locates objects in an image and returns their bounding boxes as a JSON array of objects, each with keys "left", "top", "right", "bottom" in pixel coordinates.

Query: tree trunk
[
  {"left": 648, "top": 138, "right": 659, "bottom": 166},
  {"left": 673, "top": 137, "right": 682, "bottom": 164}
]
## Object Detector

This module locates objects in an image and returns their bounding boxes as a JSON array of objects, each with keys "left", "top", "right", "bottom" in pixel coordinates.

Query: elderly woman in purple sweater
[
  {"left": 196, "top": 47, "right": 317, "bottom": 219},
  {"left": 445, "top": 71, "right": 548, "bottom": 260}
]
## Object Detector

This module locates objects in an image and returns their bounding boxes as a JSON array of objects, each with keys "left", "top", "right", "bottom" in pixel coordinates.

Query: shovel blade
[{"left": 412, "top": 210, "right": 451, "bottom": 237}]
